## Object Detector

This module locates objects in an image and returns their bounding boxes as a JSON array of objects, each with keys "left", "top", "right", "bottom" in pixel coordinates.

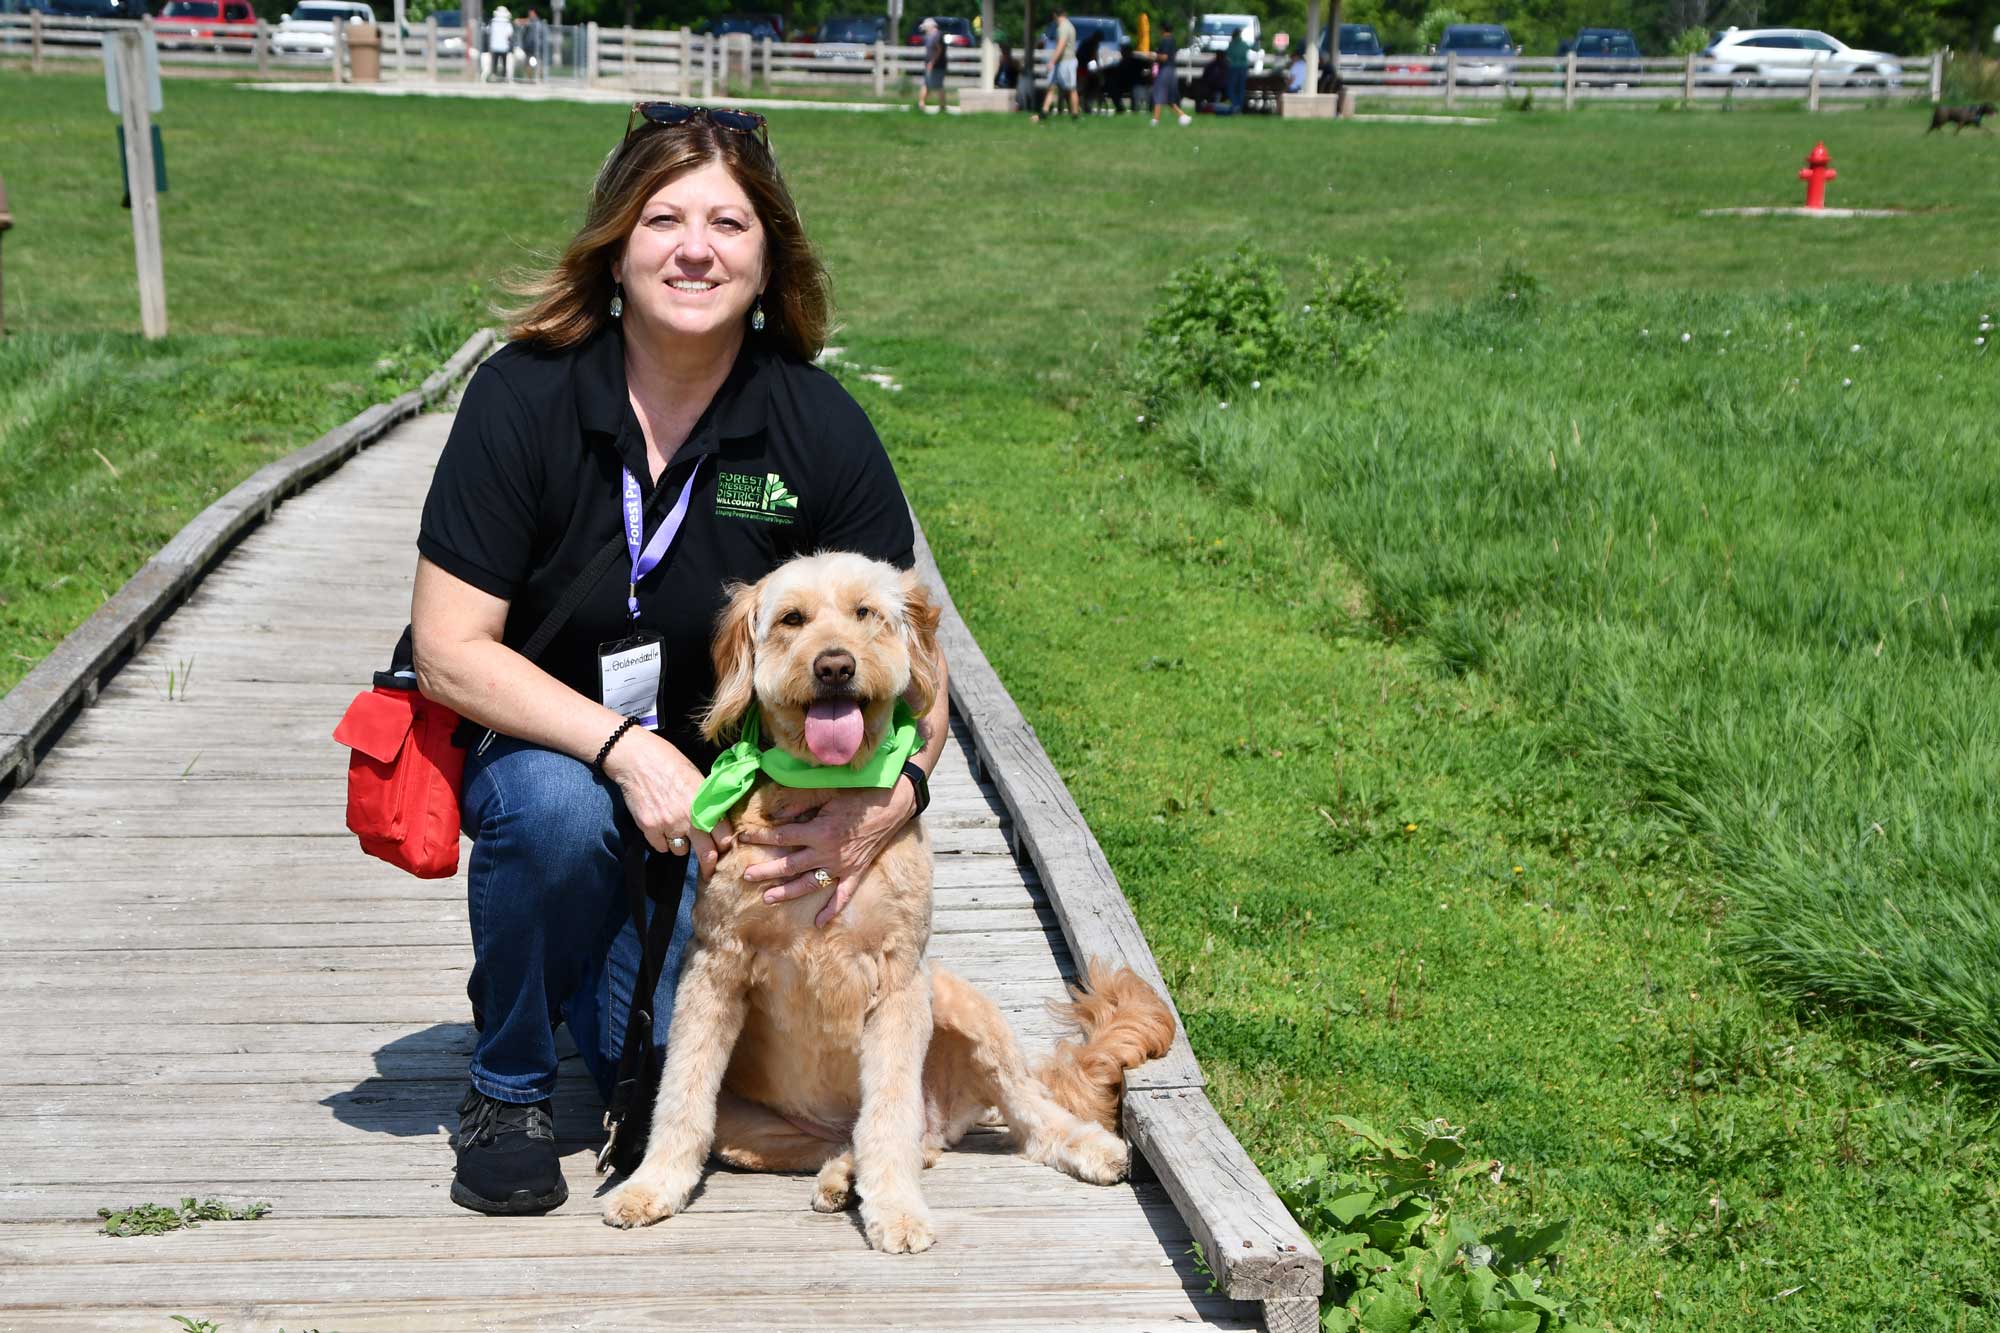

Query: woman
[{"left": 411, "top": 103, "right": 948, "bottom": 1216}]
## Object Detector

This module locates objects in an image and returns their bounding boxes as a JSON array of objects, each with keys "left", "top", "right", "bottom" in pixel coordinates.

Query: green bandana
[{"left": 689, "top": 700, "right": 923, "bottom": 832}]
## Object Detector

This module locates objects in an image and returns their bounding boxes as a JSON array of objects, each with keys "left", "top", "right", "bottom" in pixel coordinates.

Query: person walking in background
[
  {"left": 917, "top": 17, "right": 946, "bottom": 114},
  {"left": 1143, "top": 20, "right": 1190, "bottom": 126},
  {"left": 1032, "top": 6, "right": 1079, "bottom": 123},
  {"left": 1224, "top": 22, "right": 1250, "bottom": 115},
  {"left": 486, "top": 4, "right": 514, "bottom": 81}
]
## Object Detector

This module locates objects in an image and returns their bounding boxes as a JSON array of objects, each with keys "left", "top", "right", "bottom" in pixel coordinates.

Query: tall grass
[{"left": 1148, "top": 278, "right": 2000, "bottom": 1079}]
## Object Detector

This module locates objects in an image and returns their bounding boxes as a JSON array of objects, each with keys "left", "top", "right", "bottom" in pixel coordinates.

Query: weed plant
[{"left": 1140, "top": 263, "right": 2000, "bottom": 1084}]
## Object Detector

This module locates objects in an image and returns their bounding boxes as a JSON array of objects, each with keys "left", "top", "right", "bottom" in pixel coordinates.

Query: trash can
[{"left": 348, "top": 21, "right": 382, "bottom": 82}]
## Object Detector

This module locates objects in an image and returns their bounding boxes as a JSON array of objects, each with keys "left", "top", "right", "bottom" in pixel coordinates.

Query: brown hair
[{"left": 506, "top": 119, "right": 830, "bottom": 361}]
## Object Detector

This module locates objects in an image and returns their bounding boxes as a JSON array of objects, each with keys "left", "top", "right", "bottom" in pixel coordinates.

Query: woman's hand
[
  {"left": 600, "top": 728, "right": 735, "bottom": 880},
  {"left": 737, "top": 781, "right": 918, "bottom": 927}
]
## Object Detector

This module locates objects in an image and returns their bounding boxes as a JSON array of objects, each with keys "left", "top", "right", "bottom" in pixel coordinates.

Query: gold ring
[{"left": 812, "top": 868, "right": 835, "bottom": 891}]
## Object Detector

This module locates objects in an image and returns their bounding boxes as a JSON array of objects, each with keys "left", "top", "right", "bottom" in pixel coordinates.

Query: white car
[
  {"left": 1700, "top": 27, "right": 1902, "bottom": 87},
  {"left": 1193, "top": 12, "right": 1258, "bottom": 56},
  {"left": 272, "top": 0, "right": 375, "bottom": 58}
]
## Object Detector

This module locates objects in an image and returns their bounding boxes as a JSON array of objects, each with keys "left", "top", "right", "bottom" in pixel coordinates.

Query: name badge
[{"left": 598, "top": 635, "right": 663, "bottom": 729}]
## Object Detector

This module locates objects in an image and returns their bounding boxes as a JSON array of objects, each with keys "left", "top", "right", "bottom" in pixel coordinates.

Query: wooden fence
[{"left": 0, "top": 14, "right": 1947, "bottom": 110}]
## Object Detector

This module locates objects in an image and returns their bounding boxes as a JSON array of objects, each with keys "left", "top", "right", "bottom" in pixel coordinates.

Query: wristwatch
[{"left": 899, "top": 760, "right": 932, "bottom": 816}]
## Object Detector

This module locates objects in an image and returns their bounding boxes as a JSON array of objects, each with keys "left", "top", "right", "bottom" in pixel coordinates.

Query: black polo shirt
[{"left": 417, "top": 325, "right": 915, "bottom": 773}]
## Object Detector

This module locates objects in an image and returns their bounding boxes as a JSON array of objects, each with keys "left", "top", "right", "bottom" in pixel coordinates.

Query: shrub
[
  {"left": 1137, "top": 250, "right": 1407, "bottom": 400},
  {"left": 1667, "top": 26, "right": 1708, "bottom": 58},
  {"left": 1279, "top": 1117, "right": 1585, "bottom": 1331}
]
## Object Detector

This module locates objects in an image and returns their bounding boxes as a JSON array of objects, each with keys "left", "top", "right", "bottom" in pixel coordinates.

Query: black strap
[
  {"left": 521, "top": 460, "right": 694, "bottom": 664},
  {"left": 597, "top": 825, "right": 689, "bottom": 1174}
]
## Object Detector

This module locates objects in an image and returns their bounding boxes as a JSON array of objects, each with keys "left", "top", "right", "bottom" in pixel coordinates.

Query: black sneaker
[{"left": 449, "top": 1086, "right": 568, "bottom": 1215}]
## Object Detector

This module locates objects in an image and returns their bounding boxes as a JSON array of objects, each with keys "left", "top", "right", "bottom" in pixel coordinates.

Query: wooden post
[
  {"left": 1929, "top": 48, "right": 1944, "bottom": 104},
  {"left": 757, "top": 34, "right": 768, "bottom": 86},
  {"left": 331, "top": 17, "right": 348, "bottom": 81},
  {"left": 1562, "top": 48, "right": 1575, "bottom": 110},
  {"left": 1807, "top": 61, "right": 1820, "bottom": 111},
  {"left": 1302, "top": 0, "right": 1319, "bottom": 98},
  {"left": 1682, "top": 50, "right": 1695, "bottom": 105},
  {"left": 583, "top": 19, "right": 597, "bottom": 84},
  {"left": 677, "top": 26, "right": 691, "bottom": 96},
  {"left": 112, "top": 28, "right": 167, "bottom": 339},
  {"left": 424, "top": 15, "right": 437, "bottom": 79},
  {"left": 872, "top": 38, "right": 884, "bottom": 95},
  {"left": 703, "top": 30, "right": 715, "bottom": 98},
  {"left": 1444, "top": 50, "right": 1456, "bottom": 108},
  {"left": 29, "top": 10, "right": 43, "bottom": 73},
  {"left": 979, "top": 0, "right": 995, "bottom": 85},
  {"left": 254, "top": 18, "right": 269, "bottom": 73}
]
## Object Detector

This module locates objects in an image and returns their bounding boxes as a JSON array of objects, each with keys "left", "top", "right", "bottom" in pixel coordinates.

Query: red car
[{"left": 157, "top": 0, "right": 259, "bottom": 49}]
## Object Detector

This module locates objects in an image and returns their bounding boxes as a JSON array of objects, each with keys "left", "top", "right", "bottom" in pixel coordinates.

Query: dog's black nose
[{"left": 814, "top": 649, "right": 856, "bottom": 688}]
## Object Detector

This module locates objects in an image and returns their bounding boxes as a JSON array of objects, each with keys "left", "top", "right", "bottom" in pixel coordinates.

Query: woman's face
[{"left": 615, "top": 158, "right": 768, "bottom": 345}]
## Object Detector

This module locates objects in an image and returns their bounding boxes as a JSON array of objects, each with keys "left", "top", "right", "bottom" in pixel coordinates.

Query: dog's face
[
  {"left": 1980, "top": 103, "right": 1998, "bottom": 120},
  {"left": 702, "top": 552, "right": 944, "bottom": 768}
]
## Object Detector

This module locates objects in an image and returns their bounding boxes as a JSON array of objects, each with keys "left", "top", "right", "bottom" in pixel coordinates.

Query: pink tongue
[{"left": 804, "top": 700, "right": 865, "bottom": 766}]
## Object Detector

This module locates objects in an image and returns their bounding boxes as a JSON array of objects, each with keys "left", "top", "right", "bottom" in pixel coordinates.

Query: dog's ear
[
  {"left": 900, "top": 572, "right": 946, "bottom": 722},
  {"left": 700, "top": 579, "right": 761, "bottom": 743}
]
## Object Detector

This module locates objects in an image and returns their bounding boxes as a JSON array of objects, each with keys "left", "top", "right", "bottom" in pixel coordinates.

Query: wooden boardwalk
[{"left": 0, "top": 410, "right": 1266, "bottom": 1330}]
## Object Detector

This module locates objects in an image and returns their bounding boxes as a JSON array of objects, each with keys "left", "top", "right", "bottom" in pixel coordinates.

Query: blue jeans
[
  {"left": 1226, "top": 65, "right": 1248, "bottom": 114},
  {"left": 459, "top": 733, "right": 697, "bottom": 1106}
]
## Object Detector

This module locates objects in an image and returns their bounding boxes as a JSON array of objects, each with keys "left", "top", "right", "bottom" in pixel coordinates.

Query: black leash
[{"left": 596, "top": 824, "right": 688, "bottom": 1175}]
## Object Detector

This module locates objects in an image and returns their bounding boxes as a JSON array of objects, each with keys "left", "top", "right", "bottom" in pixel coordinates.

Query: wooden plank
[
  {"left": 1124, "top": 1089, "right": 1323, "bottom": 1313},
  {"left": 0, "top": 1293, "right": 1256, "bottom": 1332},
  {"left": 909, "top": 515, "right": 1204, "bottom": 1095}
]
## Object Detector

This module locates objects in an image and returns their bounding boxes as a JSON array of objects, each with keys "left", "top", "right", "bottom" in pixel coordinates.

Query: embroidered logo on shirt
[{"left": 716, "top": 470, "right": 799, "bottom": 525}]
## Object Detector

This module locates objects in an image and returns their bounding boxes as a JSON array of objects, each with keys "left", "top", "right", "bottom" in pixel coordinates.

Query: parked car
[
  {"left": 1700, "top": 27, "right": 1902, "bottom": 87},
  {"left": 703, "top": 12, "right": 783, "bottom": 41},
  {"left": 1556, "top": 26, "right": 1642, "bottom": 83},
  {"left": 1317, "top": 21, "right": 1385, "bottom": 75},
  {"left": 1434, "top": 22, "right": 1516, "bottom": 84},
  {"left": 271, "top": 0, "right": 375, "bottom": 57},
  {"left": 157, "top": 0, "right": 259, "bottom": 50},
  {"left": 813, "top": 13, "right": 886, "bottom": 57},
  {"left": 24, "top": 0, "right": 138, "bottom": 19},
  {"left": 904, "top": 15, "right": 973, "bottom": 46},
  {"left": 1192, "top": 11, "right": 1256, "bottom": 55},
  {"left": 1042, "top": 14, "right": 1126, "bottom": 66}
]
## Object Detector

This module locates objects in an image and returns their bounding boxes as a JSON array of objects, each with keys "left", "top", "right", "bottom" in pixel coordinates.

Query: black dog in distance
[{"left": 1928, "top": 102, "right": 1998, "bottom": 133}]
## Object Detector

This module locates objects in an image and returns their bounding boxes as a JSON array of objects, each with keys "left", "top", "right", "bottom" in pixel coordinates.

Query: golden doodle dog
[{"left": 601, "top": 551, "right": 1176, "bottom": 1252}]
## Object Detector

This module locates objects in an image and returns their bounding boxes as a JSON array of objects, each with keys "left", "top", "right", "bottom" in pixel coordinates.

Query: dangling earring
[
  {"left": 750, "top": 298, "right": 765, "bottom": 333},
  {"left": 609, "top": 283, "right": 624, "bottom": 319}
]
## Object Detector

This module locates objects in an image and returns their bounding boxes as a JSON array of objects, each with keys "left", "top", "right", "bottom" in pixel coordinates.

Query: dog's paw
[
  {"left": 1070, "top": 1130, "right": 1131, "bottom": 1185},
  {"left": 812, "top": 1152, "right": 854, "bottom": 1213},
  {"left": 863, "top": 1203, "right": 936, "bottom": 1254},
  {"left": 600, "top": 1175, "right": 690, "bottom": 1229}
]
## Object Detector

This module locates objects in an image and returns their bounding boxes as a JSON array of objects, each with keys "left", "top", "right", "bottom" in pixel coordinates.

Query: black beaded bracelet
[{"left": 592, "top": 716, "right": 640, "bottom": 777}]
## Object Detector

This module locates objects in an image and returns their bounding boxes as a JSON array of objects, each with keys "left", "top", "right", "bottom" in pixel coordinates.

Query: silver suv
[{"left": 1700, "top": 27, "right": 1902, "bottom": 87}]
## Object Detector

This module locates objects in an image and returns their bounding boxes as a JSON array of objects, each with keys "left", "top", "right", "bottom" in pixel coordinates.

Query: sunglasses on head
[{"left": 624, "top": 101, "right": 771, "bottom": 149}]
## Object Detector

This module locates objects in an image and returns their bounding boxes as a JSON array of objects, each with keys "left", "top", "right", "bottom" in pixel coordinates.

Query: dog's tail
[{"left": 1034, "top": 960, "right": 1177, "bottom": 1132}]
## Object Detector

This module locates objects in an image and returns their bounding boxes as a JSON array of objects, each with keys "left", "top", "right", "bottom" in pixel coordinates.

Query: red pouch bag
[{"left": 333, "top": 675, "right": 467, "bottom": 879}]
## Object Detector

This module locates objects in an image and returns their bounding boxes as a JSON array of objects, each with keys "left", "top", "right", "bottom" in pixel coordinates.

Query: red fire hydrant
[{"left": 1799, "top": 141, "right": 1837, "bottom": 210}]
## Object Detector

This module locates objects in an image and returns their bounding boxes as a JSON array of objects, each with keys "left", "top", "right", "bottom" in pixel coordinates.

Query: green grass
[
  {"left": 1144, "top": 280, "right": 2000, "bottom": 1085},
  {"left": 5, "top": 72, "right": 2000, "bottom": 1328}
]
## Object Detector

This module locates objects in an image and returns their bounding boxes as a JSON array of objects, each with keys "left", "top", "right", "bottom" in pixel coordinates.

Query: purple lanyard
[{"left": 622, "top": 460, "right": 702, "bottom": 620}]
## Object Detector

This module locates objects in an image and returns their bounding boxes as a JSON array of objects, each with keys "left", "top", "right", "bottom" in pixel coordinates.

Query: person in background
[
  {"left": 1286, "top": 47, "right": 1307, "bottom": 93},
  {"left": 995, "top": 41, "right": 1019, "bottom": 89},
  {"left": 519, "top": 7, "right": 544, "bottom": 78},
  {"left": 486, "top": 4, "right": 514, "bottom": 81},
  {"left": 1142, "top": 19, "right": 1190, "bottom": 126},
  {"left": 1032, "top": 6, "right": 1079, "bottom": 123},
  {"left": 1224, "top": 22, "right": 1250, "bottom": 115},
  {"left": 917, "top": 17, "right": 947, "bottom": 114}
]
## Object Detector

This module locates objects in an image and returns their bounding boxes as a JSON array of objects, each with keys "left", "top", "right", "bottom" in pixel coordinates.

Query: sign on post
[{"left": 104, "top": 25, "right": 168, "bottom": 340}]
